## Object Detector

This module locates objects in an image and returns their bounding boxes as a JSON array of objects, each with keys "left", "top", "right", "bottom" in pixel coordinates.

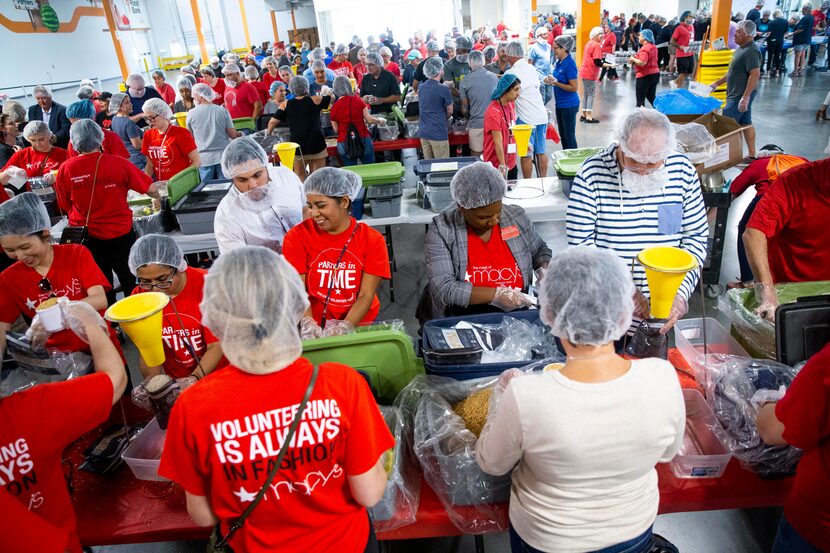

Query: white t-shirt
[
  {"left": 505, "top": 58, "right": 549, "bottom": 126},
  {"left": 476, "top": 358, "right": 686, "bottom": 553}
]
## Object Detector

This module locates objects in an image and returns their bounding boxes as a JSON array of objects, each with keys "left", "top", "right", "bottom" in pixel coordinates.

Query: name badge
[
  {"left": 507, "top": 143, "right": 517, "bottom": 154},
  {"left": 501, "top": 225, "right": 520, "bottom": 240}
]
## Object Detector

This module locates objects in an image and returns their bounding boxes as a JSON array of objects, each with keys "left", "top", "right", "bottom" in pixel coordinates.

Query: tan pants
[
  {"left": 468, "top": 128, "right": 484, "bottom": 153},
  {"left": 420, "top": 139, "right": 450, "bottom": 160}
]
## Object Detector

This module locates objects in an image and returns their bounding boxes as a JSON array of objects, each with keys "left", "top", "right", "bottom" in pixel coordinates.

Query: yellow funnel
[
  {"left": 174, "top": 112, "right": 188, "bottom": 127},
  {"left": 636, "top": 247, "right": 698, "bottom": 319},
  {"left": 105, "top": 292, "right": 170, "bottom": 367},
  {"left": 510, "top": 124, "right": 533, "bottom": 157},
  {"left": 275, "top": 141, "right": 299, "bottom": 168}
]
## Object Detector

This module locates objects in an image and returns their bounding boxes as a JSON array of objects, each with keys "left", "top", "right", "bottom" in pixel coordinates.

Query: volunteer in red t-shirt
[
  {"left": 128, "top": 234, "right": 223, "bottom": 381},
  {"left": 140, "top": 98, "right": 200, "bottom": 183},
  {"left": 159, "top": 247, "right": 393, "bottom": 553},
  {"left": 579, "top": 27, "right": 607, "bottom": 124},
  {"left": 244, "top": 65, "right": 271, "bottom": 106},
  {"left": 381, "top": 48, "right": 402, "bottom": 82},
  {"left": 0, "top": 192, "right": 124, "bottom": 358},
  {"left": 152, "top": 70, "right": 177, "bottom": 109},
  {"left": 353, "top": 49, "right": 369, "bottom": 90},
  {"left": 756, "top": 341, "right": 830, "bottom": 553},
  {"left": 56, "top": 120, "right": 159, "bottom": 305},
  {"left": 599, "top": 23, "right": 618, "bottom": 81},
  {"left": 420, "top": 162, "right": 551, "bottom": 322},
  {"left": 65, "top": 99, "right": 130, "bottom": 159},
  {"left": 671, "top": 11, "right": 695, "bottom": 88},
  {"left": 261, "top": 56, "right": 281, "bottom": 89},
  {"left": 0, "top": 121, "right": 67, "bottom": 194},
  {"left": 0, "top": 300, "right": 127, "bottom": 553},
  {"left": 222, "top": 62, "right": 264, "bottom": 119},
  {"left": 744, "top": 157, "right": 830, "bottom": 320},
  {"left": 483, "top": 74, "right": 520, "bottom": 180},
  {"left": 629, "top": 30, "right": 661, "bottom": 108},
  {"left": 328, "top": 45, "right": 355, "bottom": 78},
  {"left": 329, "top": 77, "right": 385, "bottom": 166},
  {"left": 202, "top": 68, "right": 226, "bottom": 105},
  {"left": 283, "top": 168, "right": 390, "bottom": 339}
]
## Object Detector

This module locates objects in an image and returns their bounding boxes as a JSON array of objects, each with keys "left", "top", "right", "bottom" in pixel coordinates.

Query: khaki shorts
[
  {"left": 468, "top": 128, "right": 484, "bottom": 152},
  {"left": 301, "top": 149, "right": 329, "bottom": 161},
  {"left": 421, "top": 139, "right": 450, "bottom": 160}
]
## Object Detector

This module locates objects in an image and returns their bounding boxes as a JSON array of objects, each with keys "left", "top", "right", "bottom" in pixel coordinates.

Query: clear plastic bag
[
  {"left": 132, "top": 212, "right": 164, "bottom": 236},
  {"left": 451, "top": 119, "right": 469, "bottom": 135},
  {"left": 674, "top": 122, "right": 717, "bottom": 164},
  {"left": 250, "top": 129, "right": 289, "bottom": 153},
  {"left": 0, "top": 335, "right": 93, "bottom": 398},
  {"left": 482, "top": 316, "right": 563, "bottom": 364},
  {"left": 404, "top": 120, "right": 419, "bottom": 138}
]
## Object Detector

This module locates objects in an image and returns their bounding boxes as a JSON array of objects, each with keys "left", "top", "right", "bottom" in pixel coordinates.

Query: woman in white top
[
  {"left": 213, "top": 137, "right": 304, "bottom": 254},
  {"left": 476, "top": 246, "right": 685, "bottom": 553}
]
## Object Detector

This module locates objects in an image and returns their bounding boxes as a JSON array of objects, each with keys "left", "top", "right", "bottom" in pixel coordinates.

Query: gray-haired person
[
  {"left": 27, "top": 85, "right": 71, "bottom": 148},
  {"left": 461, "top": 50, "right": 499, "bottom": 158},
  {"left": 359, "top": 52, "right": 401, "bottom": 114}
]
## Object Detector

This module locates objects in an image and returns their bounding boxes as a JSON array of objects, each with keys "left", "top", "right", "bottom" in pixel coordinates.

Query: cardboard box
[{"left": 689, "top": 112, "right": 746, "bottom": 174}]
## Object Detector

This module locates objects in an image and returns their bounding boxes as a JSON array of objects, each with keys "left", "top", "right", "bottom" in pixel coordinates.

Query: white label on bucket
[
  {"left": 682, "top": 327, "right": 702, "bottom": 340},
  {"left": 507, "top": 143, "right": 517, "bottom": 154},
  {"left": 704, "top": 144, "right": 729, "bottom": 168},
  {"left": 431, "top": 162, "right": 458, "bottom": 172}
]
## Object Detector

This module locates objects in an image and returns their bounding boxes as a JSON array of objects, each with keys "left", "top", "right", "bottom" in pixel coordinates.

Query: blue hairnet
[{"left": 67, "top": 99, "right": 95, "bottom": 120}]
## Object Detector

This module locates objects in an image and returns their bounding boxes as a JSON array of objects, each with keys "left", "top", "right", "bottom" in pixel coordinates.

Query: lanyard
[
  {"left": 319, "top": 221, "right": 360, "bottom": 328},
  {"left": 498, "top": 102, "right": 514, "bottom": 160}
]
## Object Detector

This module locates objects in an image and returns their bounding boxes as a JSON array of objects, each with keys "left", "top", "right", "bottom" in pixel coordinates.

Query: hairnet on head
[
  {"left": 176, "top": 77, "right": 194, "bottom": 91},
  {"left": 262, "top": 55, "right": 277, "bottom": 67},
  {"left": 491, "top": 73, "right": 520, "bottom": 100},
  {"left": 288, "top": 75, "right": 310, "bottom": 97},
  {"left": 455, "top": 36, "right": 473, "bottom": 51},
  {"left": 407, "top": 50, "right": 423, "bottom": 60},
  {"left": 143, "top": 98, "right": 173, "bottom": 119},
  {"left": 380, "top": 46, "right": 392, "bottom": 57},
  {"left": 201, "top": 247, "right": 309, "bottom": 375},
  {"left": 269, "top": 80, "right": 287, "bottom": 96},
  {"left": 739, "top": 20, "right": 757, "bottom": 34},
  {"left": 0, "top": 192, "right": 51, "bottom": 237},
  {"left": 589, "top": 26, "right": 604, "bottom": 39},
  {"left": 450, "top": 161, "right": 506, "bottom": 208},
  {"left": 128, "top": 234, "right": 187, "bottom": 275},
  {"left": 242, "top": 66, "right": 258, "bottom": 80},
  {"left": 2, "top": 100, "right": 26, "bottom": 123},
  {"left": 77, "top": 86, "right": 95, "bottom": 100},
  {"left": 126, "top": 74, "right": 145, "bottom": 88},
  {"left": 80, "top": 79, "right": 95, "bottom": 88},
  {"left": 332, "top": 75, "right": 353, "bottom": 97},
  {"left": 334, "top": 43, "right": 349, "bottom": 55},
  {"left": 555, "top": 35, "right": 575, "bottom": 51},
  {"left": 192, "top": 83, "right": 215, "bottom": 102},
  {"left": 640, "top": 29, "right": 655, "bottom": 43},
  {"left": 67, "top": 100, "right": 95, "bottom": 120},
  {"left": 304, "top": 167, "right": 363, "bottom": 200},
  {"left": 539, "top": 247, "right": 635, "bottom": 346},
  {"left": 615, "top": 108, "right": 677, "bottom": 164},
  {"left": 23, "top": 120, "right": 51, "bottom": 140},
  {"left": 279, "top": 65, "right": 293, "bottom": 75},
  {"left": 365, "top": 52, "right": 383, "bottom": 66},
  {"left": 221, "top": 137, "right": 268, "bottom": 179},
  {"left": 427, "top": 40, "right": 441, "bottom": 52},
  {"left": 468, "top": 50, "right": 485, "bottom": 69},
  {"left": 423, "top": 57, "right": 444, "bottom": 78},
  {"left": 504, "top": 40, "right": 525, "bottom": 57},
  {"left": 311, "top": 47, "right": 325, "bottom": 60},
  {"left": 202, "top": 67, "right": 216, "bottom": 79},
  {"left": 311, "top": 59, "right": 326, "bottom": 72},
  {"left": 70, "top": 119, "right": 104, "bottom": 153},
  {"left": 222, "top": 62, "right": 241, "bottom": 75},
  {"left": 108, "top": 92, "right": 128, "bottom": 116},
  {"left": 151, "top": 70, "right": 165, "bottom": 80}
]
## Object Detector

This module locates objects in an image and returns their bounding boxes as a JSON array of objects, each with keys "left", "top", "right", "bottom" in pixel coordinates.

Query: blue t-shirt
[
  {"left": 418, "top": 79, "right": 452, "bottom": 141},
  {"left": 792, "top": 14, "right": 814, "bottom": 45},
  {"left": 309, "top": 79, "right": 334, "bottom": 96},
  {"left": 552, "top": 55, "right": 579, "bottom": 109},
  {"left": 529, "top": 42, "right": 552, "bottom": 78},
  {"left": 303, "top": 66, "right": 337, "bottom": 83}
]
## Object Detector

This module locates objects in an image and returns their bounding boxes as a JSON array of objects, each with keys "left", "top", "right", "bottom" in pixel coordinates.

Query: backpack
[
  {"left": 766, "top": 154, "right": 807, "bottom": 184},
  {"left": 343, "top": 97, "right": 365, "bottom": 159}
]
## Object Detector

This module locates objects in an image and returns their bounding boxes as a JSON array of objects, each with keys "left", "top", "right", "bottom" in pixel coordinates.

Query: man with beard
[
  {"left": 565, "top": 109, "right": 708, "bottom": 334},
  {"left": 213, "top": 137, "right": 304, "bottom": 254}
]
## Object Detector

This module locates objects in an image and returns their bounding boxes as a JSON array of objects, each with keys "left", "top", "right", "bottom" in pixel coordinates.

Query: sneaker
[
  {"left": 580, "top": 115, "right": 586, "bottom": 122},
  {"left": 585, "top": 118, "right": 600, "bottom": 124}
]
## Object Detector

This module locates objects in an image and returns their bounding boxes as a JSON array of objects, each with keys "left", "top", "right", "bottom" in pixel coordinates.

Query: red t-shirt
[
  {"left": 673, "top": 24, "right": 694, "bottom": 58},
  {"left": 141, "top": 125, "right": 198, "bottom": 182},
  {"left": 0, "top": 187, "right": 9, "bottom": 204},
  {"left": 155, "top": 83, "right": 176, "bottom": 107},
  {"left": 466, "top": 225, "right": 524, "bottom": 289},
  {"left": 283, "top": 218, "right": 390, "bottom": 325},
  {"left": 67, "top": 129, "right": 129, "bottom": 159},
  {"left": 601, "top": 31, "right": 617, "bottom": 55},
  {"left": 1, "top": 487, "right": 70, "bottom": 553},
  {"left": 483, "top": 100, "right": 517, "bottom": 170},
  {"left": 634, "top": 43, "right": 660, "bottom": 78},
  {"left": 2, "top": 147, "right": 67, "bottom": 181},
  {"left": 0, "top": 244, "right": 120, "bottom": 354},
  {"left": 158, "top": 358, "right": 394, "bottom": 553},
  {"left": 0, "top": 373, "right": 113, "bottom": 553},
  {"left": 262, "top": 72, "right": 279, "bottom": 90},
  {"left": 328, "top": 59, "right": 354, "bottom": 78},
  {"left": 353, "top": 63, "right": 368, "bottom": 89},
  {"left": 775, "top": 342, "right": 830, "bottom": 551},
  {"left": 746, "top": 158, "right": 830, "bottom": 283},
  {"left": 385, "top": 62, "right": 402, "bottom": 81},
  {"left": 250, "top": 81, "right": 271, "bottom": 106},
  {"left": 812, "top": 9, "right": 826, "bottom": 30},
  {"left": 330, "top": 95, "right": 370, "bottom": 142},
  {"left": 55, "top": 153, "right": 153, "bottom": 239},
  {"left": 208, "top": 79, "right": 226, "bottom": 105},
  {"left": 223, "top": 81, "right": 260, "bottom": 119},
  {"left": 130, "top": 267, "right": 218, "bottom": 378},
  {"left": 729, "top": 155, "right": 809, "bottom": 197},
  {"left": 580, "top": 41, "right": 603, "bottom": 81}
]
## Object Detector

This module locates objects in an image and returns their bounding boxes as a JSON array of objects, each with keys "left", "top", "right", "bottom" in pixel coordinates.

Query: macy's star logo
[{"left": 233, "top": 487, "right": 257, "bottom": 503}]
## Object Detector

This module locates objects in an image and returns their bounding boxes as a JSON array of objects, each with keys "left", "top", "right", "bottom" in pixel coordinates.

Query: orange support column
[
  {"left": 101, "top": 0, "right": 130, "bottom": 81},
  {"left": 189, "top": 0, "right": 210, "bottom": 65},
  {"left": 576, "top": 0, "right": 601, "bottom": 65},
  {"left": 238, "top": 0, "right": 252, "bottom": 48},
  {"left": 291, "top": 6, "right": 298, "bottom": 39},
  {"left": 710, "top": 0, "right": 734, "bottom": 47},
  {"left": 270, "top": 10, "right": 280, "bottom": 43}
]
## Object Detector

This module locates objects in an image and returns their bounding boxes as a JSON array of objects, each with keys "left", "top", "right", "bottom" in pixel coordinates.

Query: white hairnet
[
  {"left": 2, "top": 100, "right": 26, "bottom": 123},
  {"left": 366, "top": 52, "right": 383, "bottom": 66},
  {"left": 332, "top": 75, "right": 353, "bottom": 97},
  {"left": 288, "top": 75, "right": 310, "bottom": 97},
  {"left": 335, "top": 43, "right": 349, "bottom": 55},
  {"left": 128, "top": 234, "right": 187, "bottom": 275},
  {"left": 143, "top": 98, "right": 173, "bottom": 119},
  {"left": 0, "top": 192, "right": 51, "bottom": 237},
  {"left": 77, "top": 86, "right": 95, "bottom": 100},
  {"left": 22, "top": 120, "right": 51, "bottom": 139},
  {"left": 70, "top": 119, "right": 104, "bottom": 153},
  {"left": 589, "top": 26, "right": 604, "bottom": 39},
  {"left": 108, "top": 92, "right": 127, "bottom": 116},
  {"left": 222, "top": 62, "right": 241, "bottom": 75},
  {"left": 201, "top": 246, "right": 309, "bottom": 375},
  {"left": 424, "top": 57, "right": 444, "bottom": 78},
  {"left": 180, "top": 66, "right": 196, "bottom": 76},
  {"left": 739, "top": 20, "right": 757, "bottom": 34},
  {"left": 555, "top": 35, "right": 575, "bottom": 51},
  {"left": 192, "top": 83, "right": 215, "bottom": 102},
  {"left": 176, "top": 77, "right": 193, "bottom": 91},
  {"left": 450, "top": 161, "right": 506, "bottom": 208},
  {"left": 380, "top": 46, "right": 392, "bottom": 57},
  {"left": 427, "top": 40, "right": 441, "bottom": 52},
  {"left": 151, "top": 70, "right": 166, "bottom": 80},
  {"left": 221, "top": 137, "right": 268, "bottom": 178},
  {"left": 504, "top": 40, "right": 525, "bottom": 57},
  {"left": 311, "top": 59, "right": 326, "bottom": 72},
  {"left": 468, "top": 50, "right": 485, "bottom": 69},
  {"left": 126, "top": 74, "right": 145, "bottom": 88},
  {"left": 615, "top": 108, "right": 678, "bottom": 164},
  {"left": 539, "top": 247, "right": 635, "bottom": 346},
  {"left": 244, "top": 65, "right": 260, "bottom": 80},
  {"left": 305, "top": 167, "right": 363, "bottom": 200},
  {"left": 311, "top": 47, "right": 326, "bottom": 60}
]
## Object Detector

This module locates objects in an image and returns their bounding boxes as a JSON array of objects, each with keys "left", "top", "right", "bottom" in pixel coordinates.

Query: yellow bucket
[
  {"left": 174, "top": 112, "right": 187, "bottom": 127},
  {"left": 636, "top": 247, "right": 698, "bottom": 319},
  {"left": 291, "top": 65, "right": 299, "bottom": 75},
  {"left": 349, "top": 77, "right": 357, "bottom": 91},
  {"left": 118, "top": 82, "right": 127, "bottom": 92},
  {"left": 510, "top": 124, "right": 534, "bottom": 157},
  {"left": 275, "top": 141, "right": 299, "bottom": 168},
  {"left": 105, "top": 292, "right": 170, "bottom": 367}
]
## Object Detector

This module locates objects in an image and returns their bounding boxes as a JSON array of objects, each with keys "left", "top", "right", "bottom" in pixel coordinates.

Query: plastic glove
[
  {"left": 299, "top": 316, "right": 323, "bottom": 340},
  {"left": 659, "top": 295, "right": 688, "bottom": 335},
  {"left": 534, "top": 266, "right": 548, "bottom": 285},
  {"left": 323, "top": 319, "right": 355, "bottom": 337},
  {"left": 131, "top": 377, "right": 152, "bottom": 410},
  {"left": 632, "top": 289, "right": 651, "bottom": 320},
  {"left": 177, "top": 376, "right": 198, "bottom": 391},
  {"left": 490, "top": 287, "right": 533, "bottom": 312},
  {"left": 738, "top": 97, "right": 749, "bottom": 113},
  {"left": 709, "top": 83, "right": 718, "bottom": 92},
  {"left": 320, "top": 85, "right": 332, "bottom": 96},
  {"left": 753, "top": 283, "right": 778, "bottom": 322},
  {"left": 498, "top": 164, "right": 508, "bottom": 179},
  {"left": 42, "top": 172, "right": 55, "bottom": 186},
  {"left": 62, "top": 300, "right": 108, "bottom": 343},
  {"left": 24, "top": 316, "right": 50, "bottom": 353},
  {"left": 750, "top": 385, "right": 787, "bottom": 410}
]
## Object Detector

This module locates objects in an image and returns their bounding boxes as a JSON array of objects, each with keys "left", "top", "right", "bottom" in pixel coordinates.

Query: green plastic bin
[
  {"left": 232, "top": 117, "right": 256, "bottom": 131},
  {"left": 552, "top": 147, "right": 603, "bottom": 198},
  {"left": 302, "top": 328, "right": 424, "bottom": 403},
  {"left": 167, "top": 166, "right": 201, "bottom": 208},
  {"left": 342, "top": 162, "right": 405, "bottom": 187}
]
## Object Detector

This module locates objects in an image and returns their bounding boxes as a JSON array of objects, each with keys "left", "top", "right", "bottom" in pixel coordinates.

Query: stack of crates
[
  {"left": 342, "top": 162, "right": 405, "bottom": 218},
  {"left": 414, "top": 157, "right": 479, "bottom": 212}
]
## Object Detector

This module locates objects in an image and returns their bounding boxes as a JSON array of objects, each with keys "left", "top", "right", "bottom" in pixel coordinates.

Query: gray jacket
[{"left": 420, "top": 203, "right": 552, "bottom": 322}]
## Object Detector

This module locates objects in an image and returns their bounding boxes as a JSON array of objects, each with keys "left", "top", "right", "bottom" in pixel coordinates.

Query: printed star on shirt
[
  {"left": 25, "top": 298, "right": 37, "bottom": 311},
  {"left": 464, "top": 271, "right": 472, "bottom": 283},
  {"left": 233, "top": 486, "right": 257, "bottom": 503}
]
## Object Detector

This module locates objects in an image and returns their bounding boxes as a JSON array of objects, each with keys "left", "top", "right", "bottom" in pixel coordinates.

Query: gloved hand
[
  {"left": 709, "top": 83, "right": 718, "bottom": 92},
  {"left": 659, "top": 295, "right": 688, "bottom": 335},
  {"left": 498, "top": 164, "right": 508, "bottom": 179},
  {"left": 62, "top": 300, "right": 108, "bottom": 343},
  {"left": 738, "top": 96, "right": 750, "bottom": 113},
  {"left": 750, "top": 385, "right": 787, "bottom": 410},
  {"left": 177, "top": 376, "right": 198, "bottom": 391},
  {"left": 42, "top": 172, "right": 56, "bottom": 186},
  {"left": 323, "top": 319, "right": 355, "bottom": 337},
  {"left": 131, "top": 377, "right": 152, "bottom": 410},
  {"left": 299, "top": 316, "right": 323, "bottom": 340},
  {"left": 632, "top": 289, "right": 651, "bottom": 320},
  {"left": 753, "top": 282, "right": 779, "bottom": 322},
  {"left": 24, "top": 316, "right": 50, "bottom": 353},
  {"left": 534, "top": 266, "right": 548, "bottom": 285},
  {"left": 490, "top": 287, "right": 533, "bottom": 312}
]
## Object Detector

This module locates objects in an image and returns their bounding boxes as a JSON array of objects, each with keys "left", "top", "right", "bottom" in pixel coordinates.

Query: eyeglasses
[
  {"left": 137, "top": 268, "right": 177, "bottom": 290},
  {"left": 38, "top": 277, "right": 57, "bottom": 298},
  {"left": 144, "top": 114, "right": 159, "bottom": 123}
]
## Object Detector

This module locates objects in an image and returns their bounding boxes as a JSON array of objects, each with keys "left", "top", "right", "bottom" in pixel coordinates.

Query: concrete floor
[{"left": 90, "top": 62, "right": 830, "bottom": 552}]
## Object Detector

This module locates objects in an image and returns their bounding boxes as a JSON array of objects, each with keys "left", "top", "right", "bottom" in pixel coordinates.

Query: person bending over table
[
  {"left": 0, "top": 300, "right": 126, "bottom": 553},
  {"left": 0, "top": 121, "right": 67, "bottom": 195},
  {"left": 214, "top": 137, "right": 304, "bottom": 254},
  {"left": 360, "top": 52, "right": 402, "bottom": 115},
  {"left": 330, "top": 76, "right": 384, "bottom": 166},
  {"left": 158, "top": 247, "right": 392, "bottom": 553},
  {"left": 283, "top": 167, "right": 390, "bottom": 339},
  {"left": 477, "top": 247, "right": 685, "bottom": 553},
  {"left": 141, "top": 98, "right": 200, "bottom": 184},
  {"left": 418, "top": 162, "right": 551, "bottom": 323},
  {"left": 128, "top": 234, "right": 224, "bottom": 383}
]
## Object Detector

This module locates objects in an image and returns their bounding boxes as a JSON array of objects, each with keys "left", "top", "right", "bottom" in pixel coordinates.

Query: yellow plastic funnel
[
  {"left": 510, "top": 124, "right": 533, "bottom": 157},
  {"left": 275, "top": 141, "right": 299, "bottom": 168},
  {"left": 105, "top": 292, "right": 170, "bottom": 367},
  {"left": 174, "top": 112, "right": 188, "bottom": 127},
  {"left": 636, "top": 247, "right": 698, "bottom": 319}
]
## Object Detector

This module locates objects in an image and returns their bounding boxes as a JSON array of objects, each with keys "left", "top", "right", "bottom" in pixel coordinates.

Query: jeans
[
  {"left": 722, "top": 90, "right": 757, "bottom": 125},
  {"left": 636, "top": 73, "right": 660, "bottom": 107},
  {"left": 509, "top": 525, "right": 653, "bottom": 553},
  {"left": 582, "top": 79, "right": 597, "bottom": 111},
  {"left": 541, "top": 83, "right": 554, "bottom": 106},
  {"left": 199, "top": 164, "right": 225, "bottom": 181},
  {"left": 337, "top": 137, "right": 375, "bottom": 166},
  {"left": 555, "top": 106, "right": 579, "bottom": 150},
  {"left": 737, "top": 194, "right": 762, "bottom": 282},
  {"left": 85, "top": 228, "right": 138, "bottom": 306},
  {"left": 772, "top": 516, "right": 823, "bottom": 553}
]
